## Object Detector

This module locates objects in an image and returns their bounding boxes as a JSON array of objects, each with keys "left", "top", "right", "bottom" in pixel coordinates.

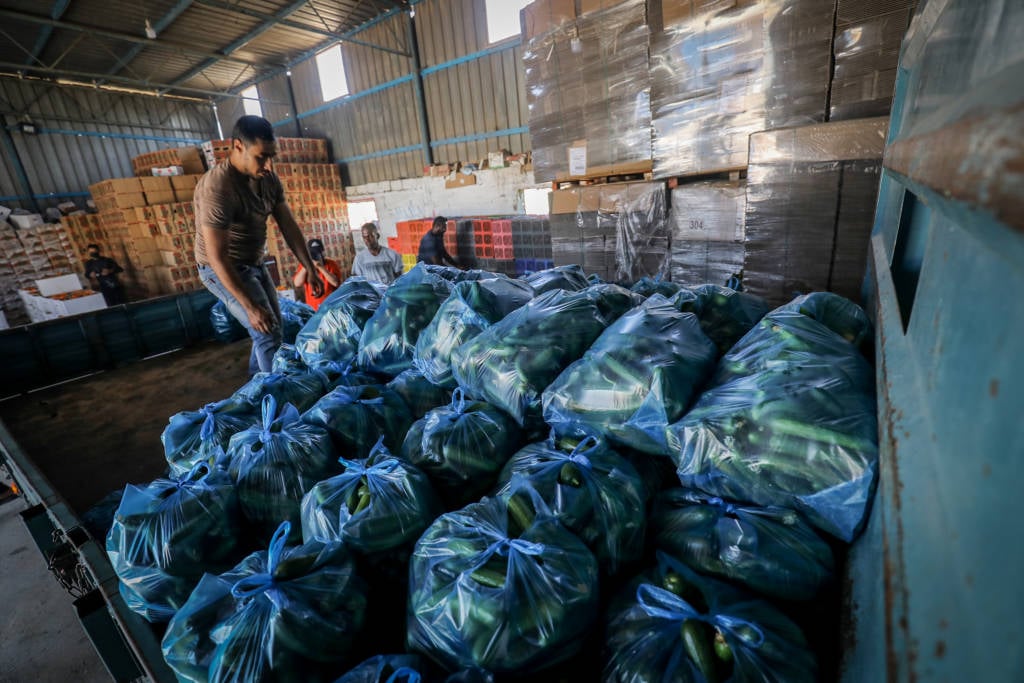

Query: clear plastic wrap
[
  {"left": 604, "top": 552, "right": 817, "bottom": 682},
  {"left": 652, "top": 0, "right": 834, "bottom": 178},
  {"left": 227, "top": 396, "right": 339, "bottom": 542},
  {"left": 522, "top": 264, "right": 589, "bottom": 295},
  {"left": 615, "top": 182, "right": 671, "bottom": 282},
  {"left": 414, "top": 278, "right": 534, "bottom": 389},
  {"left": 278, "top": 297, "right": 315, "bottom": 346},
  {"left": 407, "top": 495, "right": 599, "bottom": 674},
  {"left": 210, "top": 300, "right": 247, "bottom": 343},
  {"left": 300, "top": 440, "right": 441, "bottom": 555},
  {"left": 333, "top": 654, "right": 495, "bottom": 683},
  {"left": 830, "top": 0, "right": 917, "bottom": 120},
  {"left": 401, "top": 389, "right": 522, "bottom": 509},
  {"left": 742, "top": 117, "right": 888, "bottom": 306},
  {"left": 386, "top": 367, "right": 454, "bottom": 419},
  {"left": 232, "top": 369, "right": 330, "bottom": 413},
  {"left": 301, "top": 384, "right": 412, "bottom": 460},
  {"left": 295, "top": 277, "right": 388, "bottom": 369},
  {"left": 358, "top": 264, "right": 455, "bottom": 377},
  {"left": 543, "top": 294, "right": 717, "bottom": 455},
  {"left": 451, "top": 288, "right": 618, "bottom": 426},
  {"left": 106, "top": 463, "right": 244, "bottom": 623},
  {"left": 629, "top": 276, "right": 682, "bottom": 298},
  {"left": 669, "top": 180, "right": 747, "bottom": 288},
  {"left": 162, "top": 398, "right": 258, "bottom": 478},
  {"left": 667, "top": 307, "right": 878, "bottom": 541},
  {"left": 524, "top": 0, "right": 652, "bottom": 181},
  {"left": 687, "top": 284, "right": 771, "bottom": 356},
  {"left": 651, "top": 488, "right": 835, "bottom": 601},
  {"left": 162, "top": 522, "right": 367, "bottom": 682},
  {"left": 778, "top": 291, "right": 873, "bottom": 348},
  {"left": 495, "top": 436, "right": 647, "bottom": 574}
]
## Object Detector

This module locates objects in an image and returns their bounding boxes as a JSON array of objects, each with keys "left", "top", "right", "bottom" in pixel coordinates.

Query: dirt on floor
[{"left": 0, "top": 339, "right": 253, "bottom": 515}]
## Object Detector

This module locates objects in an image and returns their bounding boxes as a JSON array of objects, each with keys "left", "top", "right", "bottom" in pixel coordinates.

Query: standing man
[
  {"left": 83, "top": 243, "right": 125, "bottom": 305},
  {"left": 293, "top": 238, "right": 342, "bottom": 310},
  {"left": 417, "top": 216, "right": 459, "bottom": 268},
  {"left": 353, "top": 222, "right": 403, "bottom": 285},
  {"left": 194, "top": 115, "right": 323, "bottom": 375}
]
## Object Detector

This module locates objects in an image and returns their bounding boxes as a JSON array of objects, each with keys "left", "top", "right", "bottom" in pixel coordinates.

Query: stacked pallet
[{"left": 0, "top": 221, "right": 82, "bottom": 325}]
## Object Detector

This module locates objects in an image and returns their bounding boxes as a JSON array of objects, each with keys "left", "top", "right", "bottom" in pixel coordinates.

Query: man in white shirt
[{"left": 352, "top": 222, "right": 403, "bottom": 285}]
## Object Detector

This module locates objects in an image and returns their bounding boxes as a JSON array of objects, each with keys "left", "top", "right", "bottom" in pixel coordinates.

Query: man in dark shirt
[
  {"left": 83, "top": 243, "right": 125, "bottom": 305},
  {"left": 417, "top": 216, "right": 459, "bottom": 267}
]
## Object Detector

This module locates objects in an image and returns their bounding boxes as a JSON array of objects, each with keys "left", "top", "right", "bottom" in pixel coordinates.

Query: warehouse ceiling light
[{"left": 144, "top": 19, "right": 157, "bottom": 40}]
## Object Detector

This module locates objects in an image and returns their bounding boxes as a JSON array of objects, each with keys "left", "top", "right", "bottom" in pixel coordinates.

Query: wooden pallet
[
  {"left": 665, "top": 167, "right": 747, "bottom": 188},
  {"left": 551, "top": 160, "right": 655, "bottom": 188}
]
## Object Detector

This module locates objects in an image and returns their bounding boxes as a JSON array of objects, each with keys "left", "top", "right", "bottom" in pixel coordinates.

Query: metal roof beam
[
  {"left": 192, "top": 0, "right": 409, "bottom": 57},
  {"left": 0, "top": 62, "right": 291, "bottom": 103},
  {"left": 26, "top": 0, "right": 72, "bottom": 67},
  {"left": 0, "top": 7, "right": 269, "bottom": 70},
  {"left": 104, "top": 0, "right": 196, "bottom": 79},
  {"left": 164, "top": 0, "right": 312, "bottom": 90}
]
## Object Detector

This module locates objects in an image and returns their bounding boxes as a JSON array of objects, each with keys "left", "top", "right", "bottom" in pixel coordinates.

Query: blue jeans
[{"left": 198, "top": 263, "right": 282, "bottom": 375}]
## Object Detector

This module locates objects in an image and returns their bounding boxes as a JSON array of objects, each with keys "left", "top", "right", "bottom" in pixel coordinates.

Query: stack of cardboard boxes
[
  {"left": 131, "top": 146, "right": 206, "bottom": 176},
  {"left": 0, "top": 221, "right": 83, "bottom": 325}
]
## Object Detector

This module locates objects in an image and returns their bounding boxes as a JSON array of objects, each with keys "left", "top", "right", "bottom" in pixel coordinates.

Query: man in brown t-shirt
[{"left": 195, "top": 115, "right": 323, "bottom": 374}]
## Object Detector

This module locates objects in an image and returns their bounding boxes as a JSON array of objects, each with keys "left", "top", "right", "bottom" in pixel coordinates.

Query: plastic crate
[{"left": 402, "top": 254, "right": 417, "bottom": 270}]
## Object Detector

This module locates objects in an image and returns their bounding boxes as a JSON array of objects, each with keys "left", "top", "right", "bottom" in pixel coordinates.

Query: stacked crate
[
  {"left": 394, "top": 220, "right": 432, "bottom": 271},
  {"left": 131, "top": 147, "right": 206, "bottom": 176},
  {"left": 201, "top": 137, "right": 329, "bottom": 169},
  {"left": 0, "top": 221, "right": 84, "bottom": 325}
]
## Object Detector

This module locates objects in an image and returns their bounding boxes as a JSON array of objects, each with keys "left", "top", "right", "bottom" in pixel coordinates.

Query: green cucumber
[
  {"left": 558, "top": 462, "right": 584, "bottom": 488},
  {"left": 681, "top": 620, "right": 719, "bottom": 683}
]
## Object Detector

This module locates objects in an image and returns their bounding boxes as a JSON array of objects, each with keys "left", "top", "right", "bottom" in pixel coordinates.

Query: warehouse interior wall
[
  {"left": 347, "top": 166, "right": 539, "bottom": 241},
  {"left": 0, "top": 78, "right": 217, "bottom": 212}
]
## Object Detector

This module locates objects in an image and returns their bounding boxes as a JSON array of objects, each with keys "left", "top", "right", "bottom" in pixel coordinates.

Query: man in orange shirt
[{"left": 293, "top": 238, "right": 341, "bottom": 310}]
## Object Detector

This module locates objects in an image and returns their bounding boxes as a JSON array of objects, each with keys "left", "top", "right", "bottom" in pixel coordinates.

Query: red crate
[{"left": 387, "top": 236, "right": 400, "bottom": 251}]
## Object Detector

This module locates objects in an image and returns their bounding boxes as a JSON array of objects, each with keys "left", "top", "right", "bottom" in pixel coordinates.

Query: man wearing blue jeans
[{"left": 194, "top": 115, "right": 323, "bottom": 374}]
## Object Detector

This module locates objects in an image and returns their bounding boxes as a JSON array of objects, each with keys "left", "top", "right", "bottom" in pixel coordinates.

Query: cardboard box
[
  {"left": 170, "top": 175, "right": 201, "bottom": 191},
  {"left": 487, "top": 152, "right": 507, "bottom": 169},
  {"left": 140, "top": 176, "right": 173, "bottom": 193},
  {"left": 160, "top": 250, "right": 189, "bottom": 267},
  {"left": 9, "top": 213, "right": 44, "bottom": 230},
  {"left": 445, "top": 173, "right": 478, "bottom": 189},
  {"left": 146, "top": 190, "right": 177, "bottom": 205},
  {"left": 520, "top": 0, "right": 576, "bottom": 41},
  {"left": 36, "top": 274, "right": 82, "bottom": 296}
]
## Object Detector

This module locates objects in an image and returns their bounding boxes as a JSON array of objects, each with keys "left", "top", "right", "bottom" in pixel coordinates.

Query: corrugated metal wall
[
  {"left": 0, "top": 78, "right": 217, "bottom": 211},
  {"left": 232, "top": 0, "right": 529, "bottom": 187}
]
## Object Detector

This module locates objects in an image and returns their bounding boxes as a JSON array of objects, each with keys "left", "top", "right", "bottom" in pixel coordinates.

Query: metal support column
[
  {"left": 1, "top": 124, "right": 40, "bottom": 212},
  {"left": 285, "top": 72, "right": 303, "bottom": 138},
  {"left": 405, "top": 11, "right": 433, "bottom": 167}
]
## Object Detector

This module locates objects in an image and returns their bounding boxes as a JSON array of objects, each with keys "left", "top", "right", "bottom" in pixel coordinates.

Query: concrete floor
[{"left": 0, "top": 496, "right": 108, "bottom": 683}]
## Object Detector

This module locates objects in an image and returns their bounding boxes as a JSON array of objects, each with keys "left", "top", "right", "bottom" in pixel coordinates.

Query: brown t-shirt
[{"left": 193, "top": 161, "right": 285, "bottom": 267}]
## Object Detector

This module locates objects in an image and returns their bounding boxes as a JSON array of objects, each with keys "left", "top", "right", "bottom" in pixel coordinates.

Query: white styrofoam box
[
  {"left": 36, "top": 274, "right": 83, "bottom": 297},
  {"left": 61, "top": 293, "right": 106, "bottom": 316},
  {"left": 0, "top": 205, "right": 11, "bottom": 222},
  {"left": 9, "top": 213, "right": 44, "bottom": 230}
]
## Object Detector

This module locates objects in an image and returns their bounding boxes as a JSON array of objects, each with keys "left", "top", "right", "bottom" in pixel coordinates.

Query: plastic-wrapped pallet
[
  {"left": 830, "top": 0, "right": 918, "bottom": 120},
  {"left": 669, "top": 180, "right": 747, "bottom": 288},
  {"left": 742, "top": 117, "right": 888, "bottom": 305},
  {"left": 523, "top": 0, "right": 652, "bottom": 182},
  {"left": 652, "top": 0, "right": 835, "bottom": 178}
]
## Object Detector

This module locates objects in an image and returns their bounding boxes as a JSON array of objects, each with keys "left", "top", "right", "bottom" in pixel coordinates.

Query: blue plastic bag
[
  {"left": 543, "top": 294, "right": 718, "bottom": 455},
  {"left": 300, "top": 440, "right": 441, "bottom": 554},
  {"left": 302, "top": 383, "right": 412, "bottom": 459},
  {"left": 210, "top": 300, "right": 247, "bottom": 343},
  {"left": 358, "top": 264, "right": 454, "bottom": 377},
  {"left": 495, "top": 435, "right": 646, "bottom": 574},
  {"left": 778, "top": 291, "right": 872, "bottom": 348},
  {"left": 651, "top": 489, "right": 835, "bottom": 601},
  {"left": 401, "top": 389, "right": 521, "bottom": 508},
  {"left": 666, "top": 308, "right": 878, "bottom": 541},
  {"left": 407, "top": 495, "right": 599, "bottom": 674},
  {"left": 295, "top": 277, "right": 388, "bottom": 368},
  {"left": 629, "top": 276, "right": 683, "bottom": 299},
  {"left": 386, "top": 368, "right": 453, "bottom": 419},
  {"left": 106, "top": 463, "right": 243, "bottom": 623},
  {"left": 604, "top": 552, "right": 817, "bottom": 683},
  {"left": 228, "top": 396, "right": 338, "bottom": 542},
  {"left": 278, "top": 297, "right": 315, "bottom": 345},
  {"left": 162, "top": 397, "right": 257, "bottom": 477},
  {"left": 522, "top": 264, "right": 589, "bottom": 295},
  {"left": 271, "top": 343, "right": 307, "bottom": 374},
  {"left": 333, "top": 654, "right": 494, "bottom": 683},
  {"left": 451, "top": 288, "right": 618, "bottom": 426},
  {"left": 233, "top": 369, "right": 329, "bottom": 413},
  {"left": 685, "top": 285, "right": 770, "bottom": 356},
  {"left": 162, "top": 522, "right": 367, "bottom": 683},
  {"left": 414, "top": 278, "right": 534, "bottom": 389}
]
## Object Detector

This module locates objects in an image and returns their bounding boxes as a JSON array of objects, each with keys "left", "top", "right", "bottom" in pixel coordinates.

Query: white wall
[{"left": 346, "top": 166, "right": 540, "bottom": 240}]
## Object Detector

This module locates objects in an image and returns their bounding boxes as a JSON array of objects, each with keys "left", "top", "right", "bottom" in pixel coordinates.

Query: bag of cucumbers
[
  {"left": 407, "top": 494, "right": 599, "bottom": 674},
  {"left": 228, "top": 396, "right": 338, "bottom": 542},
  {"left": 271, "top": 344, "right": 307, "bottom": 374},
  {"left": 386, "top": 368, "right": 454, "bottom": 420},
  {"left": 106, "top": 463, "right": 244, "bottom": 623},
  {"left": 296, "top": 277, "right": 388, "bottom": 368},
  {"left": 778, "top": 291, "right": 872, "bottom": 349},
  {"left": 162, "top": 521, "right": 367, "bottom": 683},
  {"left": 233, "top": 369, "right": 329, "bottom": 414},
  {"left": 302, "top": 383, "right": 412, "bottom": 459},
  {"left": 300, "top": 440, "right": 441, "bottom": 554},
  {"left": 358, "top": 264, "right": 454, "bottom": 377},
  {"left": 333, "top": 654, "right": 494, "bottom": 683},
  {"left": 209, "top": 300, "right": 247, "bottom": 343},
  {"left": 667, "top": 302, "right": 878, "bottom": 542},
  {"left": 604, "top": 552, "right": 817, "bottom": 683},
  {"left": 415, "top": 277, "right": 534, "bottom": 389},
  {"left": 162, "top": 397, "right": 258, "bottom": 477},
  {"left": 401, "top": 390, "right": 521, "bottom": 508},
  {"left": 543, "top": 294, "right": 718, "bottom": 456},
  {"left": 451, "top": 288, "right": 622, "bottom": 426},
  {"left": 686, "top": 284, "right": 770, "bottom": 356},
  {"left": 278, "top": 297, "right": 315, "bottom": 345},
  {"left": 495, "top": 436, "right": 646, "bottom": 574},
  {"left": 629, "top": 276, "right": 683, "bottom": 299},
  {"left": 651, "top": 489, "right": 835, "bottom": 601},
  {"left": 521, "top": 264, "right": 589, "bottom": 295}
]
